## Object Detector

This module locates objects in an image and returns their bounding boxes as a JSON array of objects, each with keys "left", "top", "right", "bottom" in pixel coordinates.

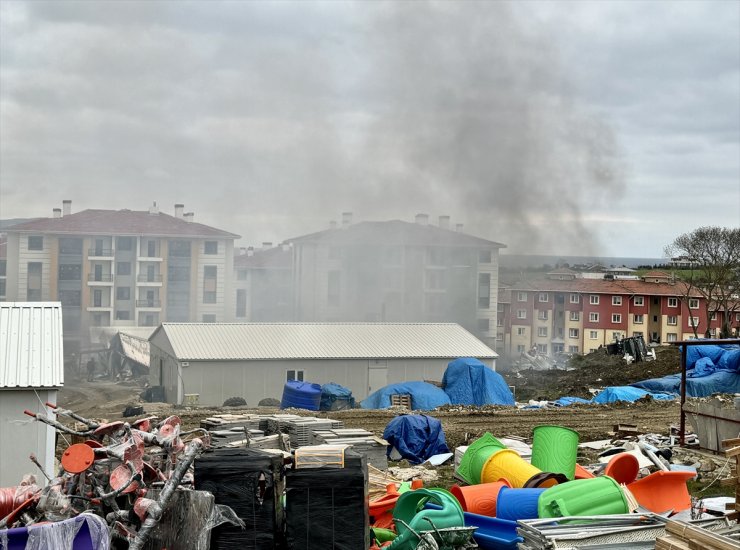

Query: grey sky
[{"left": 1, "top": 0, "right": 738, "bottom": 257}]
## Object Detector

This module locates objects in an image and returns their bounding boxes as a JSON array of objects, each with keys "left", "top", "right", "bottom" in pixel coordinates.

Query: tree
[{"left": 665, "top": 227, "right": 740, "bottom": 338}]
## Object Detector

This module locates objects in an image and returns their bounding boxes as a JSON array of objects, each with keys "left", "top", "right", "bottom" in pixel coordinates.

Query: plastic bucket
[
  {"left": 626, "top": 471, "right": 695, "bottom": 513},
  {"left": 495, "top": 487, "right": 545, "bottom": 521},
  {"left": 538, "top": 477, "right": 629, "bottom": 518},
  {"left": 574, "top": 463, "right": 595, "bottom": 479},
  {"left": 604, "top": 452, "right": 640, "bottom": 485},
  {"left": 481, "top": 449, "right": 541, "bottom": 488},
  {"left": 457, "top": 433, "right": 507, "bottom": 485},
  {"left": 450, "top": 480, "right": 510, "bottom": 517},
  {"left": 390, "top": 488, "right": 464, "bottom": 550},
  {"left": 530, "top": 425, "right": 579, "bottom": 481}
]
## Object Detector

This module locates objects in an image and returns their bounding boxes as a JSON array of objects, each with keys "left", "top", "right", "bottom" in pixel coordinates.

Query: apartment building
[
  {"left": 233, "top": 243, "right": 293, "bottom": 321},
  {"left": 286, "top": 213, "right": 505, "bottom": 347},
  {"left": 497, "top": 269, "right": 736, "bottom": 358},
  {"left": 3, "top": 201, "right": 239, "bottom": 354}
]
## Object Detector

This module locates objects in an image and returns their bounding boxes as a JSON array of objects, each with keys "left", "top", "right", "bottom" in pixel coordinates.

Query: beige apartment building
[{"left": 3, "top": 201, "right": 239, "bottom": 354}]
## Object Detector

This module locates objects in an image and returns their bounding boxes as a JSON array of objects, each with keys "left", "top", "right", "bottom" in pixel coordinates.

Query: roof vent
[
  {"left": 415, "top": 213, "right": 429, "bottom": 225},
  {"left": 341, "top": 212, "right": 353, "bottom": 227},
  {"left": 438, "top": 215, "right": 450, "bottom": 229},
  {"left": 184, "top": 212, "right": 194, "bottom": 222},
  {"left": 247, "top": 246, "right": 254, "bottom": 257},
  {"left": 53, "top": 208, "right": 62, "bottom": 219},
  {"left": 174, "top": 204, "right": 184, "bottom": 218},
  {"left": 62, "top": 200, "right": 72, "bottom": 216},
  {"left": 149, "top": 201, "right": 159, "bottom": 215},
  {"left": 262, "top": 242, "right": 272, "bottom": 250}
]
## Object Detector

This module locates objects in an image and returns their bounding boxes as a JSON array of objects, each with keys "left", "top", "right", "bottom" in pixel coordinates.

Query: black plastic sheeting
[
  {"left": 285, "top": 450, "right": 369, "bottom": 550},
  {"left": 194, "top": 448, "right": 285, "bottom": 550}
]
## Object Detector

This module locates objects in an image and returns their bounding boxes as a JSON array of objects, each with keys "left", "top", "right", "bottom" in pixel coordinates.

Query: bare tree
[{"left": 665, "top": 227, "right": 740, "bottom": 338}]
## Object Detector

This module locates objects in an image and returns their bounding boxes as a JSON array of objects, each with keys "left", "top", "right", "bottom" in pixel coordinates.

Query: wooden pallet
[{"left": 390, "top": 394, "right": 412, "bottom": 408}]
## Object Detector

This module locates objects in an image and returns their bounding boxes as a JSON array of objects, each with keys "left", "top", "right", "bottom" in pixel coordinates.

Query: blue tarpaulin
[
  {"left": 360, "top": 381, "right": 452, "bottom": 410},
  {"left": 320, "top": 382, "right": 355, "bottom": 411},
  {"left": 553, "top": 396, "right": 592, "bottom": 407},
  {"left": 442, "top": 358, "right": 516, "bottom": 406},
  {"left": 591, "top": 386, "right": 676, "bottom": 404},
  {"left": 382, "top": 414, "right": 450, "bottom": 464}
]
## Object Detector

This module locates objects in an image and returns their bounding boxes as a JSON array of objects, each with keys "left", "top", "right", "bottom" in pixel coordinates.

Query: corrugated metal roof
[
  {"left": 152, "top": 323, "right": 497, "bottom": 361},
  {"left": 0, "top": 302, "right": 64, "bottom": 388}
]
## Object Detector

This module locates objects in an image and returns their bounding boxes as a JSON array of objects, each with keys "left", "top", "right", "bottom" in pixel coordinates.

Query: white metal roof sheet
[
  {"left": 152, "top": 323, "right": 497, "bottom": 361},
  {"left": 0, "top": 302, "right": 64, "bottom": 388}
]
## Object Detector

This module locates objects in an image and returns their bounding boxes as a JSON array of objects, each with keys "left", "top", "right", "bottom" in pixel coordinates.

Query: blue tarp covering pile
[
  {"left": 382, "top": 414, "right": 450, "bottom": 464},
  {"left": 591, "top": 386, "right": 676, "bottom": 404},
  {"left": 632, "top": 344, "right": 740, "bottom": 398},
  {"left": 552, "top": 396, "right": 592, "bottom": 407},
  {"left": 319, "top": 382, "right": 355, "bottom": 411},
  {"left": 361, "top": 381, "right": 452, "bottom": 411},
  {"left": 442, "top": 358, "right": 516, "bottom": 406}
]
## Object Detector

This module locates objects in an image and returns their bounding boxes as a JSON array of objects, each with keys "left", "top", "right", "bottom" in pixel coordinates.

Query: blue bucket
[{"left": 495, "top": 487, "right": 545, "bottom": 521}]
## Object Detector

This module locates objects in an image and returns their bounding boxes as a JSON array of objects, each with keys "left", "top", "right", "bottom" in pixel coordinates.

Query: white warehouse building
[{"left": 148, "top": 322, "right": 497, "bottom": 407}]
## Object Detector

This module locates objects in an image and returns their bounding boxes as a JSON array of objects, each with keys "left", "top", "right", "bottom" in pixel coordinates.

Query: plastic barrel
[
  {"left": 390, "top": 489, "right": 464, "bottom": 550},
  {"left": 450, "top": 480, "right": 510, "bottom": 517},
  {"left": 456, "top": 433, "right": 507, "bottom": 485},
  {"left": 626, "top": 471, "right": 695, "bottom": 513},
  {"left": 495, "top": 487, "right": 545, "bottom": 521},
  {"left": 530, "top": 425, "right": 579, "bottom": 481},
  {"left": 481, "top": 449, "right": 542, "bottom": 488},
  {"left": 280, "top": 381, "right": 322, "bottom": 410},
  {"left": 538, "top": 477, "right": 629, "bottom": 518},
  {"left": 604, "top": 452, "right": 640, "bottom": 485}
]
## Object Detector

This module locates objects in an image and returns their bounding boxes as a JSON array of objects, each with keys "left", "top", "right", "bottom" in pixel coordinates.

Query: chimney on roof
[
  {"left": 262, "top": 242, "right": 272, "bottom": 250},
  {"left": 174, "top": 204, "right": 184, "bottom": 218},
  {"left": 456, "top": 223, "right": 464, "bottom": 232},
  {"left": 330, "top": 220, "right": 337, "bottom": 229},
  {"left": 415, "top": 213, "right": 429, "bottom": 225},
  {"left": 149, "top": 201, "right": 159, "bottom": 215},
  {"left": 247, "top": 246, "right": 254, "bottom": 257},
  {"left": 239, "top": 246, "right": 246, "bottom": 256},
  {"left": 184, "top": 212, "right": 194, "bottom": 222},
  {"left": 438, "top": 215, "right": 450, "bottom": 229},
  {"left": 62, "top": 200, "right": 72, "bottom": 216},
  {"left": 341, "top": 212, "right": 353, "bottom": 227},
  {"left": 53, "top": 208, "right": 62, "bottom": 219}
]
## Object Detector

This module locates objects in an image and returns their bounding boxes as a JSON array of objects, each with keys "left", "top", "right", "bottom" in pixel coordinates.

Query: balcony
[
  {"left": 137, "top": 255, "right": 163, "bottom": 262},
  {"left": 136, "top": 274, "right": 163, "bottom": 285},
  {"left": 88, "top": 249, "right": 114, "bottom": 259},
  {"left": 86, "top": 304, "right": 112, "bottom": 312},
  {"left": 87, "top": 274, "right": 113, "bottom": 285},
  {"left": 136, "top": 300, "right": 161, "bottom": 309}
]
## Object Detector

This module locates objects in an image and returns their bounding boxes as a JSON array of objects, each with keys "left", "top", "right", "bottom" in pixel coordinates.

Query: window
[
  {"left": 116, "top": 287, "right": 130, "bottom": 300},
  {"left": 0, "top": 259, "right": 6, "bottom": 277},
  {"left": 516, "top": 309, "right": 527, "bottom": 319},
  {"left": 27, "top": 262, "right": 42, "bottom": 300},
  {"left": 147, "top": 241, "right": 156, "bottom": 257},
  {"left": 517, "top": 292, "right": 527, "bottom": 302},
  {"left": 168, "top": 240, "right": 191, "bottom": 257},
  {"left": 633, "top": 331, "right": 643, "bottom": 338},
  {"left": 570, "top": 293, "right": 580, "bottom": 304},
  {"left": 426, "top": 248, "right": 446, "bottom": 266},
  {"left": 570, "top": 311, "right": 580, "bottom": 321},
  {"left": 203, "top": 266, "right": 217, "bottom": 303},
  {"left": 204, "top": 241, "right": 218, "bottom": 255},
  {"left": 589, "top": 295, "right": 599, "bottom": 305},
  {"left": 634, "top": 296, "right": 644, "bottom": 306},
  {"left": 115, "top": 311, "right": 130, "bottom": 321},
  {"left": 539, "top": 293, "right": 549, "bottom": 302},
  {"left": 28, "top": 236, "right": 43, "bottom": 250},
  {"left": 516, "top": 327, "right": 526, "bottom": 336},
  {"left": 236, "top": 289, "right": 247, "bottom": 318},
  {"left": 117, "top": 237, "right": 132, "bottom": 251},
  {"left": 287, "top": 370, "right": 305, "bottom": 382},
  {"left": 568, "top": 345, "right": 579, "bottom": 353},
  {"left": 496, "top": 332, "right": 504, "bottom": 342},
  {"left": 690, "top": 317, "right": 700, "bottom": 327},
  {"left": 479, "top": 250, "right": 492, "bottom": 263},
  {"left": 611, "top": 314, "right": 621, "bottom": 323},
  {"left": 667, "top": 316, "right": 677, "bottom": 325},
  {"left": 168, "top": 265, "right": 189, "bottom": 282},
  {"left": 634, "top": 314, "right": 644, "bottom": 324},
  {"left": 116, "top": 262, "right": 131, "bottom": 276},
  {"left": 710, "top": 312, "right": 717, "bottom": 321},
  {"left": 327, "top": 270, "right": 341, "bottom": 307},
  {"left": 58, "top": 264, "right": 81, "bottom": 280},
  {"left": 612, "top": 296, "right": 622, "bottom": 306},
  {"left": 145, "top": 314, "right": 157, "bottom": 326},
  {"left": 202, "top": 314, "right": 216, "bottom": 323},
  {"left": 569, "top": 328, "right": 579, "bottom": 338},
  {"left": 589, "top": 312, "right": 599, "bottom": 322},
  {"left": 59, "top": 290, "right": 81, "bottom": 306},
  {"left": 590, "top": 330, "right": 598, "bottom": 339},
  {"left": 497, "top": 318, "right": 503, "bottom": 327},
  {"left": 0, "top": 280, "right": 5, "bottom": 297},
  {"left": 689, "top": 298, "right": 699, "bottom": 309},
  {"left": 237, "top": 269, "right": 248, "bottom": 281},
  {"left": 668, "top": 298, "right": 678, "bottom": 308},
  {"left": 93, "top": 289, "right": 102, "bottom": 307},
  {"left": 538, "top": 326, "right": 548, "bottom": 337},
  {"left": 667, "top": 333, "right": 678, "bottom": 342},
  {"left": 516, "top": 344, "right": 526, "bottom": 353},
  {"left": 478, "top": 273, "right": 490, "bottom": 308},
  {"left": 538, "top": 310, "right": 548, "bottom": 320},
  {"left": 59, "top": 238, "right": 83, "bottom": 254},
  {"left": 478, "top": 318, "right": 490, "bottom": 332},
  {"left": 536, "top": 344, "right": 548, "bottom": 354},
  {"left": 736, "top": 313, "right": 740, "bottom": 322}
]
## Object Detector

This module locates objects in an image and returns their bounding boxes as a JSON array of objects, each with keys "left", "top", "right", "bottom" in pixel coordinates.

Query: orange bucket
[
  {"left": 574, "top": 463, "right": 596, "bottom": 479},
  {"left": 450, "top": 479, "right": 510, "bottom": 517},
  {"left": 369, "top": 484, "right": 400, "bottom": 529},
  {"left": 604, "top": 453, "right": 640, "bottom": 485},
  {"left": 626, "top": 471, "right": 695, "bottom": 513}
]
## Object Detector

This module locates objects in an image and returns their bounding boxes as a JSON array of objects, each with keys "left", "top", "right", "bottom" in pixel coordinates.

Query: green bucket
[
  {"left": 456, "top": 433, "right": 507, "bottom": 485},
  {"left": 530, "top": 425, "right": 579, "bottom": 481},
  {"left": 537, "top": 477, "right": 629, "bottom": 518},
  {"left": 389, "top": 488, "right": 464, "bottom": 550}
]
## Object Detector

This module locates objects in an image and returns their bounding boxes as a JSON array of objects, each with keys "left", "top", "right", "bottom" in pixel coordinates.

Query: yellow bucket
[{"left": 481, "top": 449, "right": 542, "bottom": 488}]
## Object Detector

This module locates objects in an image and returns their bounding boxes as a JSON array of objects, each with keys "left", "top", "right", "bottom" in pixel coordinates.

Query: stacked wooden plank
[
  {"left": 722, "top": 437, "right": 740, "bottom": 522},
  {"left": 655, "top": 520, "right": 740, "bottom": 550},
  {"left": 200, "top": 413, "right": 262, "bottom": 432},
  {"left": 312, "top": 428, "right": 389, "bottom": 470}
]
